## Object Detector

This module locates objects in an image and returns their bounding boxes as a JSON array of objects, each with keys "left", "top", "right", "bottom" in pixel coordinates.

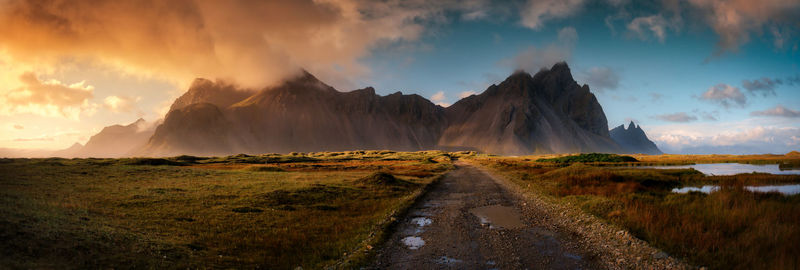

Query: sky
[{"left": 0, "top": 0, "right": 799, "bottom": 155}]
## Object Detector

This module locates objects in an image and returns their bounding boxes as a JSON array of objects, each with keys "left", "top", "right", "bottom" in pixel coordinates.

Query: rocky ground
[{"left": 368, "top": 161, "right": 692, "bottom": 269}]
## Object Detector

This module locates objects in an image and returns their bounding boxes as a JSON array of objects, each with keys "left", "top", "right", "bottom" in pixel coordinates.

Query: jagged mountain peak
[{"left": 610, "top": 122, "right": 662, "bottom": 155}]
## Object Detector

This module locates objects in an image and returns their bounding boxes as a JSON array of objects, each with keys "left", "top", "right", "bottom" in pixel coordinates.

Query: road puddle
[
  {"left": 435, "top": 256, "right": 462, "bottom": 264},
  {"left": 469, "top": 205, "right": 525, "bottom": 229},
  {"left": 411, "top": 217, "right": 432, "bottom": 227},
  {"left": 402, "top": 236, "right": 425, "bottom": 250}
]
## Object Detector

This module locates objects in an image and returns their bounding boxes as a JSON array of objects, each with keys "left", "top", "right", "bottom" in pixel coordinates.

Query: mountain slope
[
  {"left": 53, "top": 118, "right": 157, "bottom": 158},
  {"left": 142, "top": 71, "right": 445, "bottom": 156},
  {"left": 609, "top": 122, "right": 663, "bottom": 155},
  {"left": 440, "top": 63, "right": 620, "bottom": 155},
  {"left": 139, "top": 63, "right": 625, "bottom": 156}
]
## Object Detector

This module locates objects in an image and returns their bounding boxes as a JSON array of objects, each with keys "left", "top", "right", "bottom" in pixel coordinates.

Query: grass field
[
  {"left": 474, "top": 153, "right": 800, "bottom": 269},
  {"left": 0, "top": 151, "right": 457, "bottom": 269}
]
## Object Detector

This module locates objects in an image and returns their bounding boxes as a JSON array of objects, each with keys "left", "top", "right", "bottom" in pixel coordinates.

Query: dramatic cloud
[
  {"left": 653, "top": 112, "right": 697, "bottom": 122},
  {"left": 509, "top": 27, "right": 577, "bottom": 72},
  {"left": 0, "top": 0, "right": 490, "bottom": 89},
  {"left": 580, "top": 66, "right": 619, "bottom": 92},
  {"left": 1, "top": 72, "right": 95, "bottom": 119},
  {"left": 520, "top": 0, "right": 585, "bottom": 30},
  {"left": 741, "top": 77, "right": 781, "bottom": 96},
  {"left": 103, "top": 95, "right": 139, "bottom": 113},
  {"left": 751, "top": 105, "right": 800, "bottom": 118},
  {"left": 458, "top": 90, "right": 477, "bottom": 99},
  {"left": 627, "top": 15, "right": 671, "bottom": 42},
  {"left": 686, "top": 0, "right": 800, "bottom": 56},
  {"left": 698, "top": 83, "right": 746, "bottom": 108}
]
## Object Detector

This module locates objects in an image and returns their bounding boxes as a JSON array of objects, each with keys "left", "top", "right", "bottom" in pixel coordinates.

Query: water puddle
[
  {"left": 672, "top": 184, "right": 800, "bottom": 195},
  {"left": 411, "top": 217, "right": 432, "bottom": 227},
  {"left": 434, "top": 256, "right": 462, "bottom": 264},
  {"left": 401, "top": 236, "right": 425, "bottom": 250},
  {"left": 636, "top": 163, "right": 800, "bottom": 175},
  {"left": 469, "top": 205, "right": 525, "bottom": 229}
]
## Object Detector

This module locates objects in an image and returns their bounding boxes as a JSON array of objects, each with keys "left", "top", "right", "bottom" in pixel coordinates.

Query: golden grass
[
  {"left": 0, "top": 151, "right": 456, "bottom": 269},
  {"left": 473, "top": 154, "right": 800, "bottom": 270}
]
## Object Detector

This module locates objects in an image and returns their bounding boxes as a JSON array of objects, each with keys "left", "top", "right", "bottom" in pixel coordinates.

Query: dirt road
[{"left": 369, "top": 161, "right": 599, "bottom": 269}]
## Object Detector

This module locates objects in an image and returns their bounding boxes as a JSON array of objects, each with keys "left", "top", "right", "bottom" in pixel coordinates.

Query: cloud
[
  {"left": 431, "top": 91, "right": 446, "bottom": 102},
  {"left": 627, "top": 15, "right": 671, "bottom": 42},
  {"left": 0, "top": 0, "right": 492, "bottom": 89},
  {"left": 741, "top": 77, "right": 781, "bottom": 96},
  {"left": 458, "top": 90, "right": 477, "bottom": 99},
  {"left": 686, "top": 0, "right": 800, "bottom": 56},
  {"left": 103, "top": 95, "right": 139, "bottom": 113},
  {"left": 652, "top": 125, "right": 800, "bottom": 154},
  {"left": 786, "top": 74, "right": 800, "bottom": 86},
  {"left": 1, "top": 72, "right": 95, "bottom": 119},
  {"left": 13, "top": 124, "right": 23, "bottom": 130},
  {"left": 653, "top": 112, "right": 698, "bottom": 122},
  {"left": 507, "top": 27, "right": 577, "bottom": 72},
  {"left": 520, "top": 0, "right": 585, "bottom": 30},
  {"left": 698, "top": 83, "right": 746, "bottom": 108},
  {"left": 430, "top": 91, "right": 449, "bottom": 107},
  {"left": 751, "top": 105, "right": 800, "bottom": 118},
  {"left": 13, "top": 136, "right": 54, "bottom": 142},
  {"left": 697, "top": 111, "right": 719, "bottom": 121},
  {"left": 580, "top": 66, "right": 619, "bottom": 92}
]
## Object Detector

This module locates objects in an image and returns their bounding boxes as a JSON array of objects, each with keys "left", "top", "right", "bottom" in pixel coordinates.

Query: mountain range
[
  {"left": 49, "top": 62, "right": 661, "bottom": 157},
  {"left": 609, "top": 122, "right": 663, "bottom": 155}
]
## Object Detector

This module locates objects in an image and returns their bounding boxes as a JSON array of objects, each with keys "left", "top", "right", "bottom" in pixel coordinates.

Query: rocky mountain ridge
[{"left": 55, "top": 62, "right": 663, "bottom": 157}]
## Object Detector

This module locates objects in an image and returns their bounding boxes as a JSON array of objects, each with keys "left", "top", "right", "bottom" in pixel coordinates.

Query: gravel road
[{"left": 368, "top": 161, "right": 690, "bottom": 270}]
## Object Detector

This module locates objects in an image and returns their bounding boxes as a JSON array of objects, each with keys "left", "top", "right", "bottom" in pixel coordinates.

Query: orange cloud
[
  {"left": 0, "top": 0, "right": 481, "bottom": 89},
  {"left": 2, "top": 72, "right": 95, "bottom": 119}
]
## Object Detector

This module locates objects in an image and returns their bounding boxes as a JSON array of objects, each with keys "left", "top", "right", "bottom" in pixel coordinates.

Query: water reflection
[
  {"left": 639, "top": 163, "right": 800, "bottom": 176},
  {"left": 672, "top": 184, "right": 800, "bottom": 195}
]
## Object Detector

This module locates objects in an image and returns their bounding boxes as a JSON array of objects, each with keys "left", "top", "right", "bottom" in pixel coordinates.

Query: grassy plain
[
  {"left": 0, "top": 151, "right": 457, "bottom": 269},
  {"left": 474, "top": 153, "right": 800, "bottom": 269}
]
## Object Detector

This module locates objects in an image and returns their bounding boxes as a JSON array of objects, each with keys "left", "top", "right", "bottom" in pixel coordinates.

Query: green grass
[
  {"left": 0, "top": 151, "right": 456, "bottom": 269},
  {"left": 474, "top": 155, "right": 800, "bottom": 270},
  {"left": 535, "top": 153, "right": 638, "bottom": 164}
]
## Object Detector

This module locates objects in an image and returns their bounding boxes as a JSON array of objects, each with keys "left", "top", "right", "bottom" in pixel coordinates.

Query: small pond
[
  {"left": 637, "top": 163, "right": 800, "bottom": 176},
  {"left": 672, "top": 184, "right": 800, "bottom": 195}
]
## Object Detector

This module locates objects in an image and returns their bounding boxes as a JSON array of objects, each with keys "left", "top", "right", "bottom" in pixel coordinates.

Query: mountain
[
  {"left": 169, "top": 78, "right": 252, "bottom": 112},
  {"left": 137, "top": 62, "right": 629, "bottom": 156},
  {"left": 55, "top": 118, "right": 158, "bottom": 158},
  {"left": 440, "top": 63, "right": 620, "bottom": 155},
  {"left": 50, "top": 142, "right": 84, "bottom": 157},
  {"left": 140, "top": 71, "right": 446, "bottom": 156},
  {"left": 609, "top": 121, "right": 663, "bottom": 155}
]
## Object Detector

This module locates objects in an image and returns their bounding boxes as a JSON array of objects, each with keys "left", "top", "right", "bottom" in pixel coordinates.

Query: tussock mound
[{"left": 356, "top": 172, "right": 411, "bottom": 186}]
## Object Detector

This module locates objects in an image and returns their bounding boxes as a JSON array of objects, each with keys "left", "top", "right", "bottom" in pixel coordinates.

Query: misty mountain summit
[{"left": 66, "top": 62, "right": 662, "bottom": 157}]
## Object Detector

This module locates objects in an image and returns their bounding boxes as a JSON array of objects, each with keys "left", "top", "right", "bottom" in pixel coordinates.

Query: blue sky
[
  {"left": 0, "top": 0, "right": 798, "bottom": 154},
  {"left": 356, "top": 2, "right": 800, "bottom": 154}
]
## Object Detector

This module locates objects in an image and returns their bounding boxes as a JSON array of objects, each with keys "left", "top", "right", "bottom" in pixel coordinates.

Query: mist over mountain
[
  {"left": 51, "top": 62, "right": 662, "bottom": 157},
  {"left": 54, "top": 118, "right": 159, "bottom": 158},
  {"left": 609, "top": 122, "right": 663, "bottom": 155}
]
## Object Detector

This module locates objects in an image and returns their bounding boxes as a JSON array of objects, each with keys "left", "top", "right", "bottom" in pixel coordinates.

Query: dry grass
[
  {"left": 473, "top": 153, "right": 800, "bottom": 269},
  {"left": 0, "top": 151, "right": 456, "bottom": 269}
]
